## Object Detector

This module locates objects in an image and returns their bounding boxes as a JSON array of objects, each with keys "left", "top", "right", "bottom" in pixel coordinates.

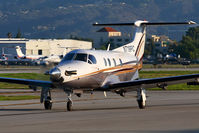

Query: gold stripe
[
  {"left": 77, "top": 65, "right": 132, "bottom": 78},
  {"left": 114, "top": 68, "right": 136, "bottom": 76},
  {"left": 70, "top": 64, "right": 140, "bottom": 80},
  {"left": 136, "top": 41, "right": 144, "bottom": 57}
]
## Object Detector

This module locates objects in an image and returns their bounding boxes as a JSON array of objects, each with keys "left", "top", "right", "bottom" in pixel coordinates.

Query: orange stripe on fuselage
[
  {"left": 136, "top": 34, "right": 145, "bottom": 58},
  {"left": 136, "top": 41, "right": 144, "bottom": 57},
  {"left": 70, "top": 62, "right": 143, "bottom": 81},
  {"left": 114, "top": 68, "right": 136, "bottom": 76},
  {"left": 114, "top": 63, "right": 142, "bottom": 76}
]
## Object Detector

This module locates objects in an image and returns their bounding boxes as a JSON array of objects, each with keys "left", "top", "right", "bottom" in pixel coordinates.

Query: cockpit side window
[
  {"left": 62, "top": 53, "right": 75, "bottom": 61},
  {"left": 74, "top": 53, "right": 87, "bottom": 62},
  {"left": 88, "top": 54, "right": 97, "bottom": 64}
]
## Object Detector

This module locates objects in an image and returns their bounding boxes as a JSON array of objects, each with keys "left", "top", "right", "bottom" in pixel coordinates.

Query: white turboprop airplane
[
  {"left": 16, "top": 46, "right": 61, "bottom": 64},
  {"left": 34, "top": 55, "right": 62, "bottom": 65},
  {"left": 0, "top": 20, "right": 198, "bottom": 111},
  {"left": 16, "top": 46, "right": 43, "bottom": 60}
]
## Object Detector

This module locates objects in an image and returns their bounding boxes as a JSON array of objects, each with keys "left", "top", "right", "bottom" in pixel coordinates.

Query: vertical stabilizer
[
  {"left": 15, "top": 46, "right": 25, "bottom": 58},
  {"left": 113, "top": 20, "right": 147, "bottom": 61}
]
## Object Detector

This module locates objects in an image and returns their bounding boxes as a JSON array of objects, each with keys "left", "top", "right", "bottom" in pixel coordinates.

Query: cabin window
[
  {"left": 113, "top": 58, "right": 116, "bottom": 66},
  {"left": 88, "top": 54, "right": 97, "bottom": 64},
  {"left": 107, "top": 58, "right": 111, "bottom": 66},
  {"left": 62, "top": 53, "right": 75, "bottom": 61},
  {"left": 119, "top": 58, "right": 122, "bottom": 65},
  {"left": 104, "top": 58, "right": 107, "bottom": 66},
  {"left": 38, "top": 50, "right": 42, "bottom": 55},
  {"left": 74, "top": 53, "right": 87, "bottom": 62}
]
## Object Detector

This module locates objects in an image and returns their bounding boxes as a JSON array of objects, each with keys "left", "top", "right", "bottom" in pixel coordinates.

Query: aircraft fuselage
[{"left": 50, "top": 49, "right": 141, "bottom": 90}]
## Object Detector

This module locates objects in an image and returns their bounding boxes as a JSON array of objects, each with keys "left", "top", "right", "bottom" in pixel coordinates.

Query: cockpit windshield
[
  {"left": 61, "top": 52, "right": 97, "bottom": 64},
  {"left": 62, "top": 53, "right": 75, "bottom": 61},
  {"left": 74, "top": 53, "right": 87, "bottom": 62}
]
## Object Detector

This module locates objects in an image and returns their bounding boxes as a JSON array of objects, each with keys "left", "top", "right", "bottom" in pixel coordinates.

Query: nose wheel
[
  {"left": 66, "top": 91, "right": 73, "bottom": 111},
  {"left": 67, "top": 99, "right": 73, "bottom": 111}
]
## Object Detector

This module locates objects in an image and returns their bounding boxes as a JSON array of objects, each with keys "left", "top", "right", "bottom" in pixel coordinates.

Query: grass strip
[{"left": 0, "top": 95, "right": 40, "bottom": 101}]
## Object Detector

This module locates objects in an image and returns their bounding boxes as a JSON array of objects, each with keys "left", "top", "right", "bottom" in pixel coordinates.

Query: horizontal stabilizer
[
  {"left": 93, "top": 21, "right": 196, "bottom": 27},
  {"left": 93, "top": 22, "right": 135, "bottom": 26}
]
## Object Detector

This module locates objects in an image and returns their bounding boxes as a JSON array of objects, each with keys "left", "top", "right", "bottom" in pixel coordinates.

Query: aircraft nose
[{"left": 49, "top": 67, "right": 62, "bottom": 82}]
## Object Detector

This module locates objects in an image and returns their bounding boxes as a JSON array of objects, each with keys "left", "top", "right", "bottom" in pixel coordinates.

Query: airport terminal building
[{"left": 0, "top": 38, "right": 92, "bottom": 58}]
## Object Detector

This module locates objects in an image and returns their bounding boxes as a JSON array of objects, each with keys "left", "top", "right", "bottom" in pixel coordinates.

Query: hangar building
[{"left": 0, "top": 38, "right": 92, "bottom": 58}]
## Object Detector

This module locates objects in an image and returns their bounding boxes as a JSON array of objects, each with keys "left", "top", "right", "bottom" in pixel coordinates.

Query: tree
[
  {"left": 7, "top": 32, "right": 12, "bottom": 38},
  {"left": 16, "top": 29, "right": 22, "bottom": 38},
  {"left": 172, "top": 26, "right": 199, "bottom": 60}
]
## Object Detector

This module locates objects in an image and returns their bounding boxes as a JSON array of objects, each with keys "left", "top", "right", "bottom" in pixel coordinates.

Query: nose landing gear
[
  {"left": 64, "top": 89, "right": 73, "bottom": 111},
  {"left": 67, "top": 99, "right": 73, "bottom": 111}
]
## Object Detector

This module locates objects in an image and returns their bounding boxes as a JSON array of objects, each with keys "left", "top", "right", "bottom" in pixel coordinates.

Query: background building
[
  {"left": 151, "top": 35, "right": 174, "bottom": 55},
  {"left": 94, "top": 27, "right": 132, "bottom": 49},
  {"left": 0, "top": 38, "right": 92, "bottom": 59},
  {"left": 25, "top": 39, "right": 92, "bottom": 56}
]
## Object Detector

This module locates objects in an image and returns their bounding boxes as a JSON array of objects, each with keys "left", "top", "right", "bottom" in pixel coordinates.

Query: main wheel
[
  {"left": 67, "top": 100, "right": 72, "bottom": 111},
  {"left": 44, "top": 96, "right": 52, "bottom": 110},
  {"left": 137, "top": 96, "right": 145, "bottom": 109}
]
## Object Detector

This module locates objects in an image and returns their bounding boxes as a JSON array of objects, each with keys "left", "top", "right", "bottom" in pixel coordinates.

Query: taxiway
[{"left": 0, "top": 91, "right": 199, "bottom": 133}]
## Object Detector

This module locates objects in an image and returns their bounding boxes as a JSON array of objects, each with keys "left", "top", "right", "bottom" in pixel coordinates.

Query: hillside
[{"left": 0, "top": 0, "right": 198, "bottom": 47}]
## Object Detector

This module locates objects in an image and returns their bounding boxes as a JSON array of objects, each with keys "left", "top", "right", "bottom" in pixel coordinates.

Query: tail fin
[
  {"left": 15, "top": 46, "right": 25, "bottom": 58},
  {"left": 93, "top": 20, "right": 196, "bottom": 62},
  {"left": 113, "top": 21, "right": 147, "bottom": 61}
]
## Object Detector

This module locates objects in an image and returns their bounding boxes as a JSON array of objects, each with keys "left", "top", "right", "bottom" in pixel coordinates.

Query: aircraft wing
[
  {"left": 0, "top": 77, "right": 53, "bottom": 88},
  {"left": 106, "top": 74, "right": 199, "bottom": 91}
]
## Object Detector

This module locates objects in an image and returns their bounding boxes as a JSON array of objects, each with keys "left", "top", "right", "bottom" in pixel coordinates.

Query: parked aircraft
[
  {"left": 0, "top": 54, "right": 8, "bottom": 61},
  {"left": 16, "top": 46, "right": 43, "bottom": 60},
  {"left": 0, "top": 20, "right": 198, "bottom": 111},
  {"left": 34, "top": 55, "right": 62, "bottom": 65},
  {"left": 16, "top": 46, "right": 61, "bottom": 65}
]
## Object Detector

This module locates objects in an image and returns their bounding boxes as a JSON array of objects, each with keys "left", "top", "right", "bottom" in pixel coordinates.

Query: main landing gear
[
  {"left": 40, "top": 87, "right": 146, "bottom": 111},
  {"left": 41, "top": 88, "right": 53, "bottom": 110},
  {"left": 137, "top": 87, "right": 146, "bottom": 109},
  {"left": 44, "top": 95, "right": 52, "bottom": 110}
]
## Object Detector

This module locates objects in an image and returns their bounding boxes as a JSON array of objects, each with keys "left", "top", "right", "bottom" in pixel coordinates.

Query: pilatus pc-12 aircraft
[{"left": 0, "top": 20, "right": 198, "bottom": 111}]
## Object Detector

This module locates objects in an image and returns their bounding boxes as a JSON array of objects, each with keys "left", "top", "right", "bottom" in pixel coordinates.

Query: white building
[
  {"left": 25, "top": 39, "right": 92, "bottom": 56},
  {"left": 0, "top": 38, "right": 28, "bottom": 58},
  {"left": 94, "top": 27, "right": 132, "bottom": 48},
  {"left": 0, "top": 38, "right": 92, "bottom": 58}
]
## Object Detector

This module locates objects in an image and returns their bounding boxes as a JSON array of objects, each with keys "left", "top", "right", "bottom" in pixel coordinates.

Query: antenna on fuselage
[{"left": 107, "top": 43, "right": 110, "bottom": 51}]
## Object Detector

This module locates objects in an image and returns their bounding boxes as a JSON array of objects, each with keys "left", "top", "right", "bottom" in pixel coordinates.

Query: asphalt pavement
[{"left": 0, "top": 91, "right": 199, "bottom": 133}]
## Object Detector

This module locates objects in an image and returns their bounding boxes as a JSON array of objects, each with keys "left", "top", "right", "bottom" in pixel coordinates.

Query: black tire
[
  {"left": 44, "top": 96, "right": 52, "bottom": 110},
  {"left": 137, "top": 96, "right": 145, "bottom": 109},
  {"left": 67, "top": 100, "right": 72, "bottom": 111}
]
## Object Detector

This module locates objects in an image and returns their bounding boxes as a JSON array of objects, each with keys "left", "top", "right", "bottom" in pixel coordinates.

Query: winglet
[{"left": 188, "top": 21, "right": 197, "bottom": 25}]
